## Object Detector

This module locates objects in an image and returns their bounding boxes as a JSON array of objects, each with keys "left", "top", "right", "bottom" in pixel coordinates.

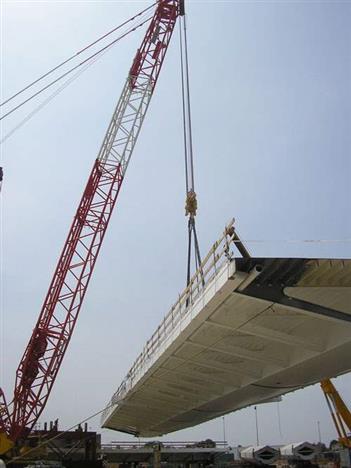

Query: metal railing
[
  {"left": 101, "top": 440, "right": 228, "bottom": 451},
  {"left": 102, "top": 219, "right": 238, "bottom": 423}
]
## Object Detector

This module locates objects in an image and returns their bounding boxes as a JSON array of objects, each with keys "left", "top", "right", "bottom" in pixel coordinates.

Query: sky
[{"left": 1, "top": 0, "right": 351, "bottom": 449}]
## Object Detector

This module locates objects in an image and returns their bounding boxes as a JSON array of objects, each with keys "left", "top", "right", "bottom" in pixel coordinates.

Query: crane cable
[
  {"left": 179, "top": 12, "right": 203, "bottom": 288},
  {"left": 0, "top": 14, "right": 153, "bottom": 145},
  {"left": 1, "top": 45, "right": 111, "bottom": 145},
  {"left": 0, "top": 11, "right": 154, "bottom": 123},
  {"left": 0, "top": 2, "right": 156, "bottom": 110}
]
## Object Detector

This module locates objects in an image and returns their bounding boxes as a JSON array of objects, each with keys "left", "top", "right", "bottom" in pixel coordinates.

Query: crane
[
  {"left": 321, "top": 379, "right": 351, "bottom": 449},
  {"left": 0, "top": 0, "right": 184, "bottom": 456}
]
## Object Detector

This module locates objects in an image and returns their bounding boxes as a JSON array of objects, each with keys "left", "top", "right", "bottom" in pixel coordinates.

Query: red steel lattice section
[
  {"left": 11, "top": 159, "right": 123, "bottom": 440},
  {"left": 1, "top": 0, "right": 181, "bottom": 444}
]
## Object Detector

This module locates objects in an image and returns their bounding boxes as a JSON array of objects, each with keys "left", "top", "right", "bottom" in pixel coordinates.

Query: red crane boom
[{"left": 0, "top": 0, "right": 182, "bottom": 454}]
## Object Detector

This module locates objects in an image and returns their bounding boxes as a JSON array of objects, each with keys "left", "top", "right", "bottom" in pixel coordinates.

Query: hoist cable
[
  {"left": 0, "top": 15, "right": 153, "bottom": 122},
  {"left": 182, "top": 15, "right": 195, "bottom": 190},
  {"left": 179, "top": 14, "right": 203, "bottom": 288},
  {"left": 193, "top": 219, "right": 204, "bottom": 286},
  {"left": 193, "top": 224, "right": 202, "bottom": 270},
  {"left": 179, "top": 18, "right": 189, "bottom": 194},
  {"left": 0, "top": 2, "right": 156, "bottom": 109},
  {"left": 187, "top": 222, "right": 193, "bottom": 287}
]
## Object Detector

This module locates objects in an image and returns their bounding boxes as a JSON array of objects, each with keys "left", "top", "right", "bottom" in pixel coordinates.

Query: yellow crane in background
[{"left": 321, "top": 379, "right": 351, "bottom": 449}]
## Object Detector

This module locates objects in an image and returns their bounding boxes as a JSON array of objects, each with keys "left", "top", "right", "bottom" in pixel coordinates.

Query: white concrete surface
[{"left": 101, "top": 238, "right": 351, "bottom": 437}]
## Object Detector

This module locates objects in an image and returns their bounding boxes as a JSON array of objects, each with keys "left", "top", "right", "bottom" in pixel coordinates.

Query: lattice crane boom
[
  {"left": 321, "top": 379, "right": 351, "bottom": 448},
  {"left": 0, "top": 0, "right": 183, "bottom": 454}
]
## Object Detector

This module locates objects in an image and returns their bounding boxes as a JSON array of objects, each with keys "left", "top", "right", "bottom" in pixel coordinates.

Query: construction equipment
[
  {"left": 0, "top": 0, "right": 184, "bottom": 456},
  {"left": 321, "top": 379, "right": 351, "bottom": 448}
]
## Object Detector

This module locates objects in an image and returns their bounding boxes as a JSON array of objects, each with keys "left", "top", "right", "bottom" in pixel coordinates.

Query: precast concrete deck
[{"left": 102, "top": 221, "right": 351, "bottom": 436}]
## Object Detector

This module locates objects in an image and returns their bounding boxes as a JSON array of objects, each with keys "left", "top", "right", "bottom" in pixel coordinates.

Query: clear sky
[{"left": 1, "top": 0, "right": 350, "bottom": 448}]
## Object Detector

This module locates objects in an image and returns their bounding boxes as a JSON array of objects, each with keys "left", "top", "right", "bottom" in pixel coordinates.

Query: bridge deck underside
[{"left": 102, "top": 258, "right": 351, "bottom": 437}]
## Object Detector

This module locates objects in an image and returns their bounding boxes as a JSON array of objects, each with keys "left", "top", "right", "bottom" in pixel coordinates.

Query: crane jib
[{"left": 0, "top": 0, "right": 182, "bottom": 450}]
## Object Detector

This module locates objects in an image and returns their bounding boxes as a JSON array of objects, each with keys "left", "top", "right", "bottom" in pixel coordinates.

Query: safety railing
[
  {"left": 101, "top": 440, "right": 228, "bottom": 450},
  {"left": 102, "top": 219, "right": 238, "bottom": 423}
]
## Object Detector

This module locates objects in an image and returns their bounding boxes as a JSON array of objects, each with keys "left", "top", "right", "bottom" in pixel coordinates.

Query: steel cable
[
  {"left": 182, "top": 15, "right": 195, "bottom": 190},
  {"left": 179, "top": 17, "right": 189, "bottom": 194},
  {"left": 1, "top": 48, "right": 107, "bottom": 144},
  {"left": 0, "top": 2, "right": 156, "bottom": 109},
  {"left": 179, "top": 14, "right": 203, "bottom": 287},
  {"left": 0, "top": 15, "right": 153, "bottom": 123}
]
